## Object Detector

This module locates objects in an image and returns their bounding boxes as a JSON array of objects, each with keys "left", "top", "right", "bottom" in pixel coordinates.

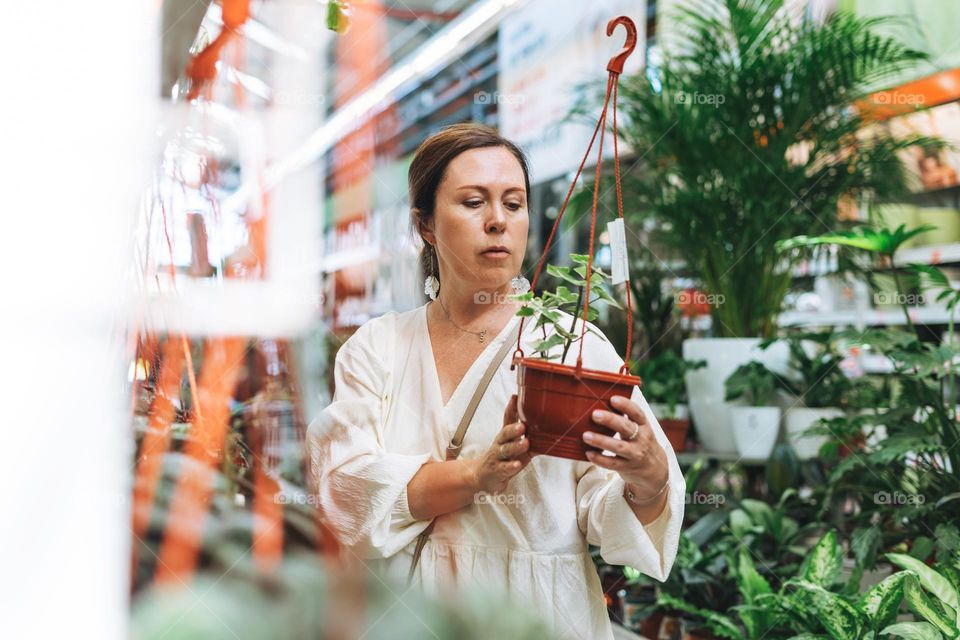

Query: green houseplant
[
  {"left": 633, "top": 349, "right": 707, "bottom": 452},
  {"left": 777, "top": 331, "right": 855, "bottom": 460},
  {"left": 779, "top": 224, "right": 960, "bottom": 550},
  {"left": 583, "top": 0, "right": 936, "bottom": 455},
  {"left": 658, "top": 531, "right": 913, "bottom": 640},
  {"left": 509, "top": 17, "right": 644, "bottom": 462},
  {"left": 725, "top": 361, "right": 786, "bottom": 460},
  {"left": 885, "top": 552, "right": 960, "bottom": 640},
  {"left": 510, "top": 253, "right": 640, "bottom": 461},
  {"left": 612, "top": 0, "right": 931, "bottom": 338}
]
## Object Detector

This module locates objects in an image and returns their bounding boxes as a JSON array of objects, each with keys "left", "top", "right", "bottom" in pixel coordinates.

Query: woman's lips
[{"left": 481, "top": 250, "right": 510, "bottom": 259}]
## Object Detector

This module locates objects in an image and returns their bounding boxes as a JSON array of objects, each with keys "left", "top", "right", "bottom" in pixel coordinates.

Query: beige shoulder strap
[
  {"left": 444, "top": 320, "right": 522, "bottom": 461},
  {"left": 407, "top": 319, "right": 522, "bottom": 586}
]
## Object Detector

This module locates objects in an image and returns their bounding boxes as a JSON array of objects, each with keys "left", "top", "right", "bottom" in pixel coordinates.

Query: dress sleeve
[
  {"left": 571, "top": 321, "right": 685, "bottom": 582},
  {"left": 307, "top": 316, "right": 434, "bottom": 560}
]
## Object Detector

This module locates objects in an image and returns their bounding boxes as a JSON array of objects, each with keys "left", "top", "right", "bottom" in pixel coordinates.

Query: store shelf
[
  {"left": 676, "top": 451, "right": 769, "bottom": 466},
  {"left": 896, "top": 242, "right": 960, "bottom": 265},
  {"left": 778, "top": 306, "right": 958, "bottom": 327}
]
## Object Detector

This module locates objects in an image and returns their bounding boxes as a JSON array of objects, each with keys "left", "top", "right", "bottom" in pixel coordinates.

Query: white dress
[{"left": 308, "top": 302, "right": 684, "bottom": 640}]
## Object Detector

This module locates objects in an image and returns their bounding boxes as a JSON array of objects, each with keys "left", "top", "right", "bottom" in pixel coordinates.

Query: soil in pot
[{"left": 515, "top": 356, "right": 641, "bottom": 461}]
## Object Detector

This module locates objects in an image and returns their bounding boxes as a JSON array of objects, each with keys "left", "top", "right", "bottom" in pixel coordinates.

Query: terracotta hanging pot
[
  {"left": 510, "top": 16, "right": 641, "bottom": 462},
  {"left": 515, "top": 358, "right": 641, "bottom": 461}
]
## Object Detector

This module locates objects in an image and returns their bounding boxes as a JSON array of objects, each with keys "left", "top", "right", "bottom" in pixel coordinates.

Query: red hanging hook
[{"left": 606, "top": 16, "right": 637, "bottom": 75}]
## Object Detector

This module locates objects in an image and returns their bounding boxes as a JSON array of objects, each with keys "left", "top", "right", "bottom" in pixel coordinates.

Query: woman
[{"left": 308, "top": 123, "right": 684, "bottom": 639}]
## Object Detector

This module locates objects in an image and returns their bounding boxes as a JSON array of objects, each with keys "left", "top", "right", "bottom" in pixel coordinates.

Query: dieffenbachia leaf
[
  {"left": 880, "top": 621, "right": 944, "bottom": 640},
  {"left": 887, "top": 554, "right": 959, "bottom": 616},
  {"left": 800, "top": 531, "right": 843, "bottom": 588},
  {"left": 859, "top": 570, "right": 911, "bottom": 631}
]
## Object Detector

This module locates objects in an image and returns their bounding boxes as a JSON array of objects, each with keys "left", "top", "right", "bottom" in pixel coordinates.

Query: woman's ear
[{"left": 413, "top": 208, "right": 435, "bottom": 246}]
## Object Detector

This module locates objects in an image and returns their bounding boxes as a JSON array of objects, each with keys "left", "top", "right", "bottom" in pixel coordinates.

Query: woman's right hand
[{"left": 471, "top": 394, "right": 532, "bottom": 495}]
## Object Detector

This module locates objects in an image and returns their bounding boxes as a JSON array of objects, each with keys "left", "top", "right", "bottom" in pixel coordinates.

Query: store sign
[{"left": 498, "top": 0, "right": 645, "bottom": 184}]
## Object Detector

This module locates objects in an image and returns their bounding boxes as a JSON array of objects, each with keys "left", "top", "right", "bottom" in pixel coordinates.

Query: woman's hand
[
  {"left": 471, "top": 394, "right": 531, "bottom": 495},
  {"left": 581, "top": 395, "right": 669, "bottom": 504}
]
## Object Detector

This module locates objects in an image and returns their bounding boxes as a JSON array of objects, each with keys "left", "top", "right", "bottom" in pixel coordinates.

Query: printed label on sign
[{"left": 608, "top": 217, "right": 629, "bottom": 284}]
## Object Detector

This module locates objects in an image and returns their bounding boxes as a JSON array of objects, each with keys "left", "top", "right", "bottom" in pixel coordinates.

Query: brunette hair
[{"left": 408, "top": 122, "right": 531, "bottom": 284}]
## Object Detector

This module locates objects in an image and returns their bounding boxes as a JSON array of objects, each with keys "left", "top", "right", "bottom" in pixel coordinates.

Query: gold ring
[
  {"left": 499, "top": 444, "right": 508, "bottom": 460},
  {"left": 625, "top": 422, "right": 640, "bottom": 442}
]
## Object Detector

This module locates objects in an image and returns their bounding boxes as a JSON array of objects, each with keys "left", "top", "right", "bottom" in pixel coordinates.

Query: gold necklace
[{"left": 437, "top": 295, "right": 488, "bottom": 343}]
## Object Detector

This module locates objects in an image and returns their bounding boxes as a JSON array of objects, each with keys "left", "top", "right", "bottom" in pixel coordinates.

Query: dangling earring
[
  {"left": 424, "top": 275, "right": 439, "bottom": 300},
  {"left": 424, "top": 244, "right": 440, "bottom": 301},
  {"left": 511, "top": 275, "right": 530, "bottom": 294}
]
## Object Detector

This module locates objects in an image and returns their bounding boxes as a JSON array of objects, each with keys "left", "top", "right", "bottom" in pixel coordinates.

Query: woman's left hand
[{"left": 582, "top": 394, "right": 669, "bottom": 499}]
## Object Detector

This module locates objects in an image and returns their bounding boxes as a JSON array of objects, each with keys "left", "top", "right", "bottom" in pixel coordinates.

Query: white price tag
[{"left": 607, "top": 217, "right": 629, "bottom": 285}]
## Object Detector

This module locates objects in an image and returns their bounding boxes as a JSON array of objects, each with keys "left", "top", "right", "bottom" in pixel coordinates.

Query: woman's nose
[{"left": 485, "top": 203, "right": 507, "bottom": 232}]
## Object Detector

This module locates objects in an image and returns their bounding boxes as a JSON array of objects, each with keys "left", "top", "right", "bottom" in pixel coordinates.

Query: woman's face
[{"left": 424, "top": 146, "right": 529, "bottom": 292}]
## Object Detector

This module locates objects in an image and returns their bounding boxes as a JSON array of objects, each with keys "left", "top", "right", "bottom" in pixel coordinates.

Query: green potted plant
[
  {"left": 633, "top": 350, "right": 706, "bottom": 452},
  {"left": 618, "top": 567, "right": 662, "bottom": 638},
  {"left": 587, "top": 0, "right": 935, "bottom": 455},
  {"left": 884, "top": 551, "right": 960, "bottom": 639},
  {"left": 509, "top": 18, "right": 645, "bottom": 462},
  {"left": 658, "top": 548, "right": 790, "bottom": 640},
  {"left": 724, "top": 361, "right": 786, "bottom": 460},
  {"left": 510, "top": 253, "right": 640, "bottom": 461},
  {"left": 776, "top": 330, "right": 853, "bottom": 460},
  {"left": 658, "top": 530, "right": 914, "bottom": 640},
  {"left": 779, "top": 224, "right": 960, "bottom": 545}
]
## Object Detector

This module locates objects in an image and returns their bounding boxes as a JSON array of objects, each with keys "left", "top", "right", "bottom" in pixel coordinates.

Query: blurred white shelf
[
  {"left": 792, "top": 242, "right": 960, "bottom": 278},
  {"left": 676, "top": 451, "right": 769, "bottom": 466},
  {"left": 778, "top": 306, "right": 958, "bottom": 327},
  {"left": 896, "top": 242, "right": 960, "bottom": 266}
]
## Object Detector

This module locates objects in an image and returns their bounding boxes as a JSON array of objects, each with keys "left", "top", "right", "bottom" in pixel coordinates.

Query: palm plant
[{"left": 585, "top": 0, "right": 933, "bottom": 337}]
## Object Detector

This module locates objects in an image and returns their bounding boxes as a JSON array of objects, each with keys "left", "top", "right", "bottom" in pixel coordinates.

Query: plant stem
[
  {"left": 948, "top": 304, "right": 956, "bottom": 422},
  {"left": 562, "top": 285, "right": 584, "bottom": 363},
  {"left": 889, "top": 256, "right": 918, "bottom": 339}
]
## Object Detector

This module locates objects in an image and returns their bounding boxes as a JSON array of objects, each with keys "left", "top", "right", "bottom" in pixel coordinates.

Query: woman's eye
[
  {"left": 506, "top": 202, "right": 523, "bottom": 211},
  {"left": 465, "top": 200, "right": 483, "bottom": 208}
]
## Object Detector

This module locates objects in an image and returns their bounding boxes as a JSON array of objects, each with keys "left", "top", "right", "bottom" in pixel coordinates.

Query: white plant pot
[
  {"left": 683, "top": 338, "right": 790, "bottom": 454},
  {"left": 649, "top": 402, "right": 689, "bottom": 421},
  {"left": 785, "top": 407, "right": 843, "bottom": 460},
  {"left": 730, "top": 406, "right": 782, "bottom": 461}
]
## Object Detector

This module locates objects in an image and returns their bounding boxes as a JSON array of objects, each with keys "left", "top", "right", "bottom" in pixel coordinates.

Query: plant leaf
[
  {"left": 800, "top": 531, "right": 844, "bottom": 588},
  {"left": 880, "top": 621, "right": 944, "bottom": 640},
  {"left": 784, "top": 579, "right": 866, "bottom": 640},
  {"left": 887, "top": 553, "right": 960, "bottom": 614},
  {"left": 901, "top": 575, "right": 959, "bottom": 638},
  {"left": 859, "top": 570, "right": 910, "bottom": 631},
  {"left": 655, "top": 593, "right": 743, "bottom": 640}
]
